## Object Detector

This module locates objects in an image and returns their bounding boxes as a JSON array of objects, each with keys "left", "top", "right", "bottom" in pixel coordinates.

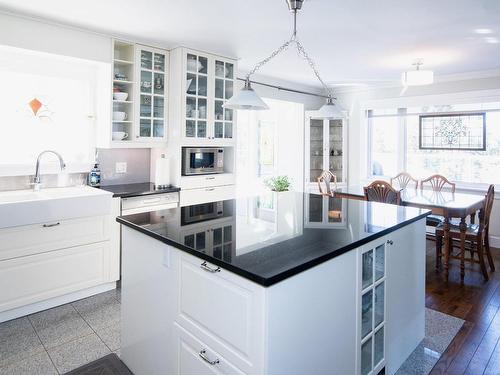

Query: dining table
[{"left": 332, "top": 185, "right": 486, "bottom": 280}]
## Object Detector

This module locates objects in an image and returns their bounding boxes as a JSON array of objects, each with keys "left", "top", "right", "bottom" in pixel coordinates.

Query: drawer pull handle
[
  {"left": 43, "top": 222, "right": 60, "bottom": 228},
  {"left": 205, "top": 188, "right": 215, "bottom": 191},
  {"left": 386, "top": 239, "right": 394, "bottom": 245},
  {"left": 200, "top": 261, "right": 220, "bottom": 273},
  {"left": 199, "top": 349, "right": 219, "bottom": 365},
  {"left": 206, "top": 177, "right": 216, "bottom": 180}
]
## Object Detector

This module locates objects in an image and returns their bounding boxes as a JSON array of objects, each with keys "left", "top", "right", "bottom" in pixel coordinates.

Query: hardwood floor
[{"left": 427, "top": 240, "right": 500, "bottom": 374}]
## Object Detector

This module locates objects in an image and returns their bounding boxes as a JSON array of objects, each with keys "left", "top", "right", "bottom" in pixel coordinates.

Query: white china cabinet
[
  {"left": 169, "top": 47, "right": 237, "bottom": 145},
  {"left": 98, "top": 40, "right": 168, "bottom": 148},
  {"left": 305, "top": 114, "right": 347, "bottom": 192}
]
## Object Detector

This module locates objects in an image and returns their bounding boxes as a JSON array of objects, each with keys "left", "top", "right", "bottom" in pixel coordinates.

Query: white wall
[
  {"left": 336, "top": 73, "right": 500, "bottom": 245},
  {"left": 0, "top": 12, "right": 111, "bottom": 62}
]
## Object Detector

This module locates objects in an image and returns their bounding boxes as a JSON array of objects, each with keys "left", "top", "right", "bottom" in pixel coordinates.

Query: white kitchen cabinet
[
  {"left": 358, "top": 239, "right": 387, "bottom": 375},
  {"left": 180, "top": 184, "right": 236, "bottom": 206},
  {"left": 98, "top": 39, "right": 169, "bottom": 148},
  {"left": 304, "top": 114, "right": 347, "bottom": 192},
  {"left": 121, "top": 218, "right": 426, "bottom": 375},
  {"left": 169, "top": 47, "right": 237, "bottom": 146},
  {"left": 173, "top": 322, "right": 246, "bottom": 375},
  {"left": 135, "top": 44, "right": 168, "bottom": 142},
  {"left": 0, "top": 198, "right": 120, "bottom": 323}
]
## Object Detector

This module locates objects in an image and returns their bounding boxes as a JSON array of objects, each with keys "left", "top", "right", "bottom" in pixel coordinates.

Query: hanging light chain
[
  {"left": 294, "top": 39, "right": 334, "bottom": 98},
  {"left": 245, "top": 38, "right": 294, "bottom": 81},
  {"left": 245, "top": 1, "right": 334, "bottom": 99}
]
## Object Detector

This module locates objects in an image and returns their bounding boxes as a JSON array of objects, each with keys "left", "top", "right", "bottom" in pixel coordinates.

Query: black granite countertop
[
  {"left": 99, "top": 183, "right": 180, "bottom": 198},
  {"left": 117, "top": 192, "right": 430, "bottom": 286}
]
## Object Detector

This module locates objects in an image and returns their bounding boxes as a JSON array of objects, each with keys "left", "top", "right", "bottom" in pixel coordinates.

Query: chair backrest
[
  {"left": 317, "top": 170, "right": 337, "bottom": 196},
  {"left": 420, "top": 174, "right": 456, "bottom": 193},
  {"left": 480, "top": 184, "right": 495, "bottom": 231},
  {"left": 390, "top": 172, "right": 418, "bottom": 189},
  {"left": 364, "top": 180, "right": 402, "bottom": 205}
]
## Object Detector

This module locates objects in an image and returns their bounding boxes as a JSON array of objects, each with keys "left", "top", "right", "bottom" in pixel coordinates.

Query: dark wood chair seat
[{"left": 436, "top": 222, "right": 479, "bottom": 237}]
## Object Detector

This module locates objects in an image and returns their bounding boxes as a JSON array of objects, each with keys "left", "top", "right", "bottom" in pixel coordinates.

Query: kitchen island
[{"left": 117, "top": 192, "right": 430, "bottom": 375}]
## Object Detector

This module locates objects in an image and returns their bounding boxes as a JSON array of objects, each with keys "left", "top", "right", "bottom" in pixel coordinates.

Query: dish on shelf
[
  {"left": 113, "top": 92, "right": 129, "bottom": 101},
  {"left": 187, "top": 59, "right": 203, "bottom": 73},
  {"left": 114, "top": 73, "right": 128, "bottom": 81},
  {"left": 112, "top": 131, "right": 129, "bottom": 141},
  {"left": 113, "top": 111, "right": 127, "bottom": 121}
]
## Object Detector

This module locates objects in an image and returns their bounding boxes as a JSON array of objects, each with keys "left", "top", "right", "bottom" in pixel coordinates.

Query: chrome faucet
[{"left": 32, "top": 151, "right": 66, "bottom": 191}]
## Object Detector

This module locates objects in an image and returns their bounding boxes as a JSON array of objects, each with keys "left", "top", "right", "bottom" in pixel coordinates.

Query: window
[
  {"left": 0, "top": 46, "right": 103, "bottom": 176},
  {"left": 367, "top": 103, "right": 500, "bottom": 185},
  {"left": 419, "top": 113, "right": 486, "bottom": 150}
]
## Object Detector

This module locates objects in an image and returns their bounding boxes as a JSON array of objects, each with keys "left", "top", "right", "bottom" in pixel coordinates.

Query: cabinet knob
[{"left": 386, "top": 239, "right": 394, "bottom": 245}]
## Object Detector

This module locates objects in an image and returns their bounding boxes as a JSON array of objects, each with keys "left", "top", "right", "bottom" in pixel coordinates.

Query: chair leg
[
  {"left": 436, "top": 235, "right": 443, "bottom": 270},
  {"left": 485, "top": 234, "right": 495, "bottom": 272},
  {"left": 477, "top": 240, "right": 489, "bottom": 281}
]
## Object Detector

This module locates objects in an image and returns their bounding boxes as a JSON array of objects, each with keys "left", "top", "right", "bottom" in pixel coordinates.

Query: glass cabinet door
[
  {"left": 214, "top": 60, "right": 234, "bottom": 139},
  {"left": 138, "top": 47, "right": 166, "bottom": 140},
  {"left": 309, "top": 119, "right": 324, "bottom": 182},
  {"left": 359, "top": 242, "right": 386, "bottom": 375},
  {"left": 185, "top": 53, "right": 209, "bottom": 138},
  {"left": 329, "top": 119, "right": 343, "bottom": 182}
]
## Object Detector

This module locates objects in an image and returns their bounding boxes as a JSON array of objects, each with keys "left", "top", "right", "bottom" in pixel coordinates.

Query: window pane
[
  {"left": 370, "top": 116, "right": 398, "bottom": 177},
  {"left": 406, "top": 111, "right": 500, "bottom": 184}
]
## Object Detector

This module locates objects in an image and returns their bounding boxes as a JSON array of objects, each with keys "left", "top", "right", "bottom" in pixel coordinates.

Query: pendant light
[{"left": 224, "top": 0, "right": 343, "bottom": 117}]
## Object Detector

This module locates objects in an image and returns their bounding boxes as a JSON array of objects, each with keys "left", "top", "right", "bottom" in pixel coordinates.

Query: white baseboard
[
  {"left": 490, "top": 236, "right": 500, "bottom": 249},
  {"left": 0, "top": 282, "right": 117, "bottom": 323}
]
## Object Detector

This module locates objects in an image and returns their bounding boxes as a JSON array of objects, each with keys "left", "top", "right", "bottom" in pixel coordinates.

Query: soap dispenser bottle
[{"left": 88, "top": 163, "right": 101, "bottom": 187}]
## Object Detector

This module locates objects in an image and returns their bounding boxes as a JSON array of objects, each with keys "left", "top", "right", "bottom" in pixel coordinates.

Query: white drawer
[
  {"left": 180, "top": 185, "right": 236, "bottom": 206},
  {"left": 176, "top": 254, "right": 264, "bottom": 374},
  {"left": 180, "top": 173, "right": 235, "bottom": 190},
  {"left": 173, "top": 322, "right": 245, "bottom": 375},
  {"left": 0, "top": 242, "right": 110, "bottom": 313},
  {"left": 121, "top": 192, "right": 179, "bottom": 212},
  {"left": 0, "top": 215, "right": 109, "bottom": 261}
]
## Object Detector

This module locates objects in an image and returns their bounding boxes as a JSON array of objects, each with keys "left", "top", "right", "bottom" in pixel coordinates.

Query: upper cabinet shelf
[{"left": 169, "top": 48, "right": 237, "bottom": 146}]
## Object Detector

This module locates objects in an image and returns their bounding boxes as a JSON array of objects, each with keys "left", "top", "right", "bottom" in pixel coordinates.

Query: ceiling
[{"left": 1, "top": 0, "right": 500, "bottom": 89}]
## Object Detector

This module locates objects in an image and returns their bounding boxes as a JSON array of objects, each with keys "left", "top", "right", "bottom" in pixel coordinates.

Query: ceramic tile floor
[{"left": 0, "top": 288, "right": 121, "bottom": 375}]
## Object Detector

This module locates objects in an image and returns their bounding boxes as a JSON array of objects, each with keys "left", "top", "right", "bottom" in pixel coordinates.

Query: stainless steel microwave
[{"left": 182, "top": 147, "right": 224, "bottom": 175}]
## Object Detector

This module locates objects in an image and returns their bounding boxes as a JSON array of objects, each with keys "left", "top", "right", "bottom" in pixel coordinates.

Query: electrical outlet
[{"left": 115, "top": 162, "right": 127, "bottom": 174}]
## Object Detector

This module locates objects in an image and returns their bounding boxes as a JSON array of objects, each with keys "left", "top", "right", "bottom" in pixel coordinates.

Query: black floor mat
[{"left": 64, "top": 353, "right": 133, "bottom": 375}]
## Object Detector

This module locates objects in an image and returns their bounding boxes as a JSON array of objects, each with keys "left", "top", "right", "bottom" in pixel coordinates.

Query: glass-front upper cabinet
[
  {"left": 136, "top": 45, "right": 167, "bottom": 141},
  {"left": 185, "top": 53, "right": 209, "bottom": 139},
  {"left": 175, "top": 48, "right": 237, "bottom": 143},
  {"left": 305, "top": 114, "right": 347, "bottom": 191},
  {"left": 214, "top": 59, "right": 234, "bottom": 140}
]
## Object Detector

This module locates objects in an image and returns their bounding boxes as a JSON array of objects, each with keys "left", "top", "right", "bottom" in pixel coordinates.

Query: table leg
[
  {"left": 443, "top": 216, "right": 451, "bottom": 282},
  {"left": 459, "top": 217, "right": 467, "bottom": 282}
]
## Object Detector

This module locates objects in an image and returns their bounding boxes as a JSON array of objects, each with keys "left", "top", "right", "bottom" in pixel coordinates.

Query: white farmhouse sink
[{"left": 0, "top": 186, "right": 113, "bottom": 229}]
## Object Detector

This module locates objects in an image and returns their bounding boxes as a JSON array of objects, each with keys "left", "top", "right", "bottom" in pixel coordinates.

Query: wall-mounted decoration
[
  {"left": 419, "top": 112, "right": 486, "bottom": 150},
  {"left": 28, "top": 97, "right": 53, "bottom": 121}
]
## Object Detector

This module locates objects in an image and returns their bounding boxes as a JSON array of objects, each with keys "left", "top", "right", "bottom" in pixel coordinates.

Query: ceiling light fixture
[
  {"left": 401, "top": 60, "right": 434, "bottom": 86},
  {"left": 224, "top": 0, "right": 343, "bottom": 118}
]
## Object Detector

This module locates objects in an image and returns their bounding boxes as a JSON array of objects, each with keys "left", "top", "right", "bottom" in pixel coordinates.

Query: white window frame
[{"left": 363, "top": 89, "right": 500, "bottom": 193}]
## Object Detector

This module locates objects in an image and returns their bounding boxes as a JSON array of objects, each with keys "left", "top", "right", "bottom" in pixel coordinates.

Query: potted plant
[{"left": 265, "top": 176, "right": 291, "bottom": 192}]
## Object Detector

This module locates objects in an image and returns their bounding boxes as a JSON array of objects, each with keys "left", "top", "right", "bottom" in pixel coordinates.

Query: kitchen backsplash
[{"left": 97, "top": 148, "right": 151, "bottom": 186}]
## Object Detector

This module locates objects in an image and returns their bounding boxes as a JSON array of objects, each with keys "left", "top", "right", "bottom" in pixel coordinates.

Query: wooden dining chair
[
  {"left": 364, "top": 180, "right": 402, "bottom": 205},
  {"left": 435, "top": 185, "right": 495, "bottom": 281},
  {"left": 420, "top": 174, "right": 456, "bottom": 230},
  {"left": 420, "top": 174, "right": 456, "bottom": 193},
  {"left": 317, "top": 170, "right": 337, "bottom": 196},
  {"left": 390, "top": 172, "right": 418, "bottom": 189}
]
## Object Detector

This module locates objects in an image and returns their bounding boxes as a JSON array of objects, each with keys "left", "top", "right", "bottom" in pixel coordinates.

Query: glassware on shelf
[{"left": 141, "top": 50, "right": 153, "bottom": 70}]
